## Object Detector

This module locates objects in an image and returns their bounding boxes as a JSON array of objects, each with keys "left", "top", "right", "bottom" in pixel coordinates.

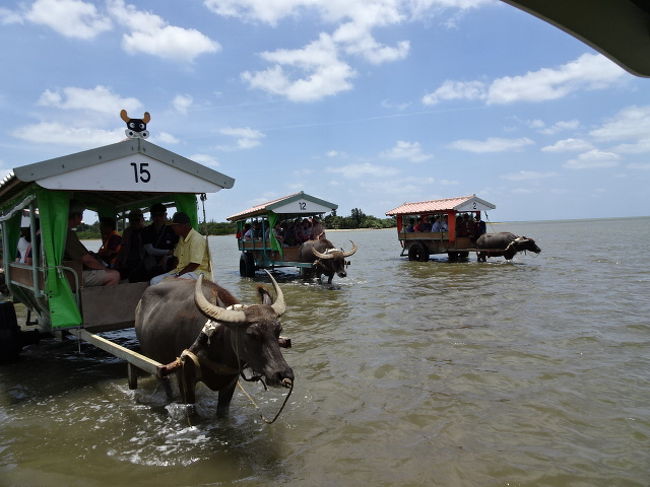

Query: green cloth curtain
[
  {"left": 173, "top": 194, "right": 199, "bottom": 229},
  {"left": 36, "top": 188, "right": 82, "bottom": 327},
  {"left": 267, "top": 212, "right": 283, "bottom": 257}
]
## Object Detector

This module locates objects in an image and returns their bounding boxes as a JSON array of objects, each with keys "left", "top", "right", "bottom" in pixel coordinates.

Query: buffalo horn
[
  {"left": 264, "top": 270, "right": 286, "bottom": 317},
  {"left": 312, "top": 247, "right": 335, "bottom": 260},
  {"left": 194, "top": 275, "right": 247, "bottom": 324},
  {"left": 341, "top": 240, "right": 358, "bottom": 258}
]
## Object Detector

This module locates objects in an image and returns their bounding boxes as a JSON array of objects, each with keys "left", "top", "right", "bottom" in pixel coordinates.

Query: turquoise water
[{"left": 1, "top": 218, "right": 649, "bottom": 486}]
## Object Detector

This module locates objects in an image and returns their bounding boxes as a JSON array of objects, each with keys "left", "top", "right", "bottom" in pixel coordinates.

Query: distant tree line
[
  {"left": 323, "top": 208, "right": 395, "bottom": 229},
  {"left": 76, "top": 208, "right": 395, "bottom": 239}
]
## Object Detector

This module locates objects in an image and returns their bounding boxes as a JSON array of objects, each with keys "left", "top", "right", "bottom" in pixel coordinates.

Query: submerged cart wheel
[
  {"left": 447, "top": 251, "right": 459, "bottom": 262},
  {"left": 239, "top": 252, "right": 256, "bottom": 278},
  {"left": 408, "top": 243, "right": 429, "bottom": 262},
  {"left": 0, "top": 301, "right": 22, "bottom": 363}
]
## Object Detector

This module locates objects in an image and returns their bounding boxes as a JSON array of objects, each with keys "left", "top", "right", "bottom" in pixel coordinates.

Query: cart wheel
[
  {"left": 0, "top": 301, "right": 22, "bottom": 363},
  {"left": 458, "top": 251, "right": 469, "bottom": 260},
  {"left": 408, "top": 243, "right": 428, "bottom": 262},
  {"left": 447, "top": 252, "right": 459, "bottom": 262},
  {"left": 239, "top": 252, "right": 256, "bottom": 278}
]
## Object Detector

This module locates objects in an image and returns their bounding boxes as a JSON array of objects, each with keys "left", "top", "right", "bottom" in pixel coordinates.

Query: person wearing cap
[
  {"left": 150, "top": 211, "right": 211, "bottom": 285},
  {"left": 141, "top": 203, "right": 179, "bottom": 279},
  {"left": 116, "top": 208, "right": 147, "bottom": 282},
  {"left": 64, "top": 202, "right": 120, "bottom": 286}
]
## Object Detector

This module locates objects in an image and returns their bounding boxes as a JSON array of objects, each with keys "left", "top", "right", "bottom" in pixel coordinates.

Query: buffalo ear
[{"left": 257, "top": 285, "right": 272, "bottom": 305}]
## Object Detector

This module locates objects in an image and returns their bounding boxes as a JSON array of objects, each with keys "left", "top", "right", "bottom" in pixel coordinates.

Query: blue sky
[{"left": 1, "top": 0, "right": 648, "bottom": 223}]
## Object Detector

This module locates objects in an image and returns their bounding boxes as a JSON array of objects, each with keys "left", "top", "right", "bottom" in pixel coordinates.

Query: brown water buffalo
[
  {"left": 298, "top": 238, "right": 358, "bottom": 284},
  {"left": 135, "top": 272, "right": 293, "bottom": 416},
  {"left": 476, "top": 232, "right": 541, "bottom": 262}
]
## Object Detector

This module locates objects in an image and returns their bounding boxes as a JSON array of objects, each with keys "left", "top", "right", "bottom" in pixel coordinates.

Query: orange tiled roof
[{"left": 386, "top": 195, "right": 493, "bottom": 215}]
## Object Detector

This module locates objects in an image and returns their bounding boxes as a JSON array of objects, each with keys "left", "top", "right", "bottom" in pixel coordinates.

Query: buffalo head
[
  {"left": 312, "top": 241, "right": 358, "bottom": 280},
  {"left": 508, "top": 236, "right": 541, "bottom": 255},
  {"left": 194, "top": 271, "right": 293, "bottom": 388}
]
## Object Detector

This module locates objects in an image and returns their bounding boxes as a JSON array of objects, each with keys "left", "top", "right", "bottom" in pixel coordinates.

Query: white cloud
[
  {"left": 190, "top": 153, "right": 220, "bottom": 167},
  {"left": 527, "top": 119, "right": 545, "bottom": 129},
  {"left": 539, "top": 119, "right": 580, "bottom": 135},
  {"left": 501, "top": 170, "right": 557, "bottom": 181},
  {"left": 381, "top": 99, "right": 411, "bottom": 111},
  {"left": 449, "top": 137, "right": 533, "bottom": 153},
  {"left": 154, "top": 132, "right": 179, "bottom": 144},
  {"left": 590, "top": 105, "right": 650, "bottom": 142},
  {"left": 626, "top": 163, "right": 650, "bottom": 170},
  {"left": 242, "top": 33, "right": 356, "bottom": 102},
  {"left": 359, "top": 176, "right": 433, "bottom": 195},
  {"left": 0, "top": 7, "right": 24, "bottom": 24},
  {"left": 439, "top": 178, "right": 458, "bottom": 185},
  {"left": 426, "top": 53, "right": 626, "bottom": 107},
  {"left": 172, "top": 94, "right": 193, "bottom": 114},
  {"left": 625, "top": 162, "right": 650, "bottom": 171},
  {"left": 422, "top": 80, "right": 486, "bottom": 105},
  {"left": 212, "top": 1, "right": 414, "bottom": 100},
  {"left": 488, "top": 54, "right": 625, "bottom": 104},
  {"left": 542, "top": 138, "right": 594, "bottom": 153},
  {"left": 326, "top": 162, "right": 399, "bottom": 178},
  {"left": 613, "top": 138, "right": 650, "bottom": 154},
  {"left": 25, "top": 0, "right": 112, "bottom": 39},
  {"left": 380, "top": 140, "right": 433, "bottom": 162},
  {"left": 563, "top": 149, "right": 620, "bottom": 170},
  {"left": 218, "top": 126, "right": 265, "bottom": 149},
  {"left": 37, "top": 86, "right": 142, "bottom": 115},
  {"left": 11, "top": 122, "right": 123, "bottom": 147},
  {"left": 107, "top": 0, "right": 220, "bottom": 62}
]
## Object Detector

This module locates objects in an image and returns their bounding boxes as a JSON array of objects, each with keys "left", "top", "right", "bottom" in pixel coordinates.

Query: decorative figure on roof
[{"left": 120, "top": 109, "right": 150, "bottom": 139}]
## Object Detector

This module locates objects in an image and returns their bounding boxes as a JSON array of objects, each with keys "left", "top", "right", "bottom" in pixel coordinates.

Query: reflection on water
[{"left": 1, "top": 218, "right": 649, "bottom": 486}]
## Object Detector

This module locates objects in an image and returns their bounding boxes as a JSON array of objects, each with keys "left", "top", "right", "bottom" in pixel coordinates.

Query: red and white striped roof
[{"left": 386, "top": 195, "right": 495, "bottom": 216}]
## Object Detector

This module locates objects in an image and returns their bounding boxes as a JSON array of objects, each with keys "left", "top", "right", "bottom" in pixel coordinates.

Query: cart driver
[
  {"left": 65, "top": 203, "right": 120, "bottom": 286},
  {"left": 149, "top": 211, "right": 212, "bottom": 285}
]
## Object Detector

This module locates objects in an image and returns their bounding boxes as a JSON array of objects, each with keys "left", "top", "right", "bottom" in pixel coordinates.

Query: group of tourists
[
  {"left": 405, "top": 212, "right": 486, "bottom": 240},
  {"left": 63, "top": 201, "right": 211, "bottom": 288},
  {"left": 239, "top": 216, "right": 325, "bottom": 247}
]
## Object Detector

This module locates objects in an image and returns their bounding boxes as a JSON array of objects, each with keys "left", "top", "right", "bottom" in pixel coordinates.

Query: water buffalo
[
  {"left": 298, "top": 238, "right": 358, "bottom": 284},
  {"left": 476, "top": 232, "right": 541, "bottom": 262},
  {"left": 135, "top": 272, "right": 293, "bottom": 416}
]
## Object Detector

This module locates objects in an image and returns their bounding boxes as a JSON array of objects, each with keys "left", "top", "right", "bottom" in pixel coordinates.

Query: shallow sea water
[{"left": 1, "top": 218, "right": 649, "bottom": 486}]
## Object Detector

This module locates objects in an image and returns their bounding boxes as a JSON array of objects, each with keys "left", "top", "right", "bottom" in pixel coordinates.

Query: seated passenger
[
  {"left": 242, "top": 223, "right": 253, "bottom": 240},
  {"left": 456, "top": 214, "right": 468, "bottom": 237},
  {"left": 431, "top": 217, "right": 443, "bottom": 232},
  {"left": 414, "top": 217, "right": 428, "bottom": 232},
  {"left": 65, "top": 204, "right": 120, "bottom": 286},
  {"left": 97, "top": 217, "right": 122, "bottom": 269},
  {"left": 150, "top": 212, "right": 212, "bottom": 285},
  {"left": 405, "top": 218, "right": 415, "bottom": 232},
  {"left": 117, "top": 208, "right": 146, "bottom": 282},
  {"left": 141, "top": 203, "right": 178, "bottom": 278},
  {"left": 441, "top": 215, "right": 448, "bottom": 231},
  {"left": 310, "top": 216, "right": 325, "bottom": 240},
  {"left": 16, "top": 227, "right": 31, "bottom": 264}
]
